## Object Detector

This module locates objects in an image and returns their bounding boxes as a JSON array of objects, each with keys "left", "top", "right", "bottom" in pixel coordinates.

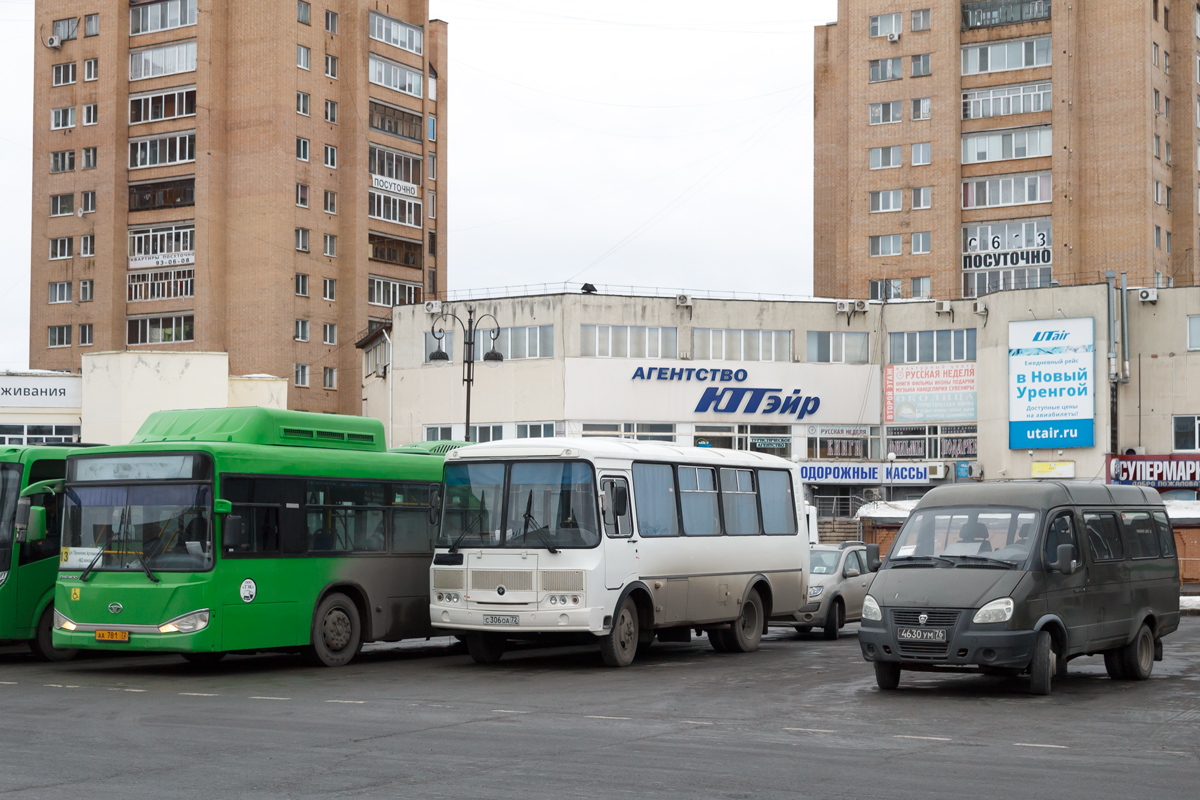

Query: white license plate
[{"left": 483, "top": 615, "right": 518, "bottom": 625}]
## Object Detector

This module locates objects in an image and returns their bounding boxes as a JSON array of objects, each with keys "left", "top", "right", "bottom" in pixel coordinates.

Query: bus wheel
[
  {"left": 30, "top": 606, "right": 78, "bottom": 663},
  {"left": 308, "top": 593, "right": 362, "bottom": 667},
  {"left": 181, "top": 652, "right": 227, "bottom": 666},
  {"left": 725, "top": 589, "right": 764, "bottom": 653},
  {"left": 708, "top": 629, "right": 731, "bottom": 652},
  {"left": 599, "top": 596, "right": 639, "bottom": 667},
  {"left": 465, "top": 633, "right": 506, "bottom": 664}
]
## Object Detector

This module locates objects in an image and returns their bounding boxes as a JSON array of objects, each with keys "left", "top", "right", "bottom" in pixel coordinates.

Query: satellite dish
[{"left": 76, "top": 207, "right": 84, "bottom": 217}]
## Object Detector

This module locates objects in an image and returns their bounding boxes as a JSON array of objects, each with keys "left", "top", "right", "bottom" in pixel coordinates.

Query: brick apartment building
[
  {"left": 815, "top": 0, "right": 1188, "bottom": 301},
  {"left": 29, "top": 0, "right": 446, "bottom": 414}
]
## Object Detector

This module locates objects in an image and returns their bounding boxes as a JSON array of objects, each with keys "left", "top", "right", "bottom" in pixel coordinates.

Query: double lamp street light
[{"left": 428, "top": 306, "right": 504, "bottom": 443}]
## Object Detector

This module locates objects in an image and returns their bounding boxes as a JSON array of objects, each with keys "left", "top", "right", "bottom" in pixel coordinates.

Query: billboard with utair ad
[
  {"left": 885, "top": 363, "right": 977, "bottom": 423},
  {"left": 1008, "top": 317, "right": 1095, "bottom": 449}
]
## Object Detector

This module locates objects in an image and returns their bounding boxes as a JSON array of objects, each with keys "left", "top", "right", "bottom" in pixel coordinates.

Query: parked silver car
[{"left": 790, "top": 543, "right": 874, "bottom": 639}]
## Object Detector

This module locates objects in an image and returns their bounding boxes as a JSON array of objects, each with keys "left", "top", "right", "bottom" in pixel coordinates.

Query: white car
[{"left": 788, "top": 543, "right": 873, "bottom": 639}]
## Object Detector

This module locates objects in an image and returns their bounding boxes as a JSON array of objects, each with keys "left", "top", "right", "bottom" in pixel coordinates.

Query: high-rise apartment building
[
  {"left": 30, "top": 0, "right": 447, "bottom": 414},
  {"left": 815, "top": 1, "right": 1189, "bottom": 301}
]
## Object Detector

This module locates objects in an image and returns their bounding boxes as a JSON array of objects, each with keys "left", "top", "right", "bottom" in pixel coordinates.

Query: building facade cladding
[
  {"left": 28, "top": 0, "right": 448, "bottom": 415},
  {"left": 814, "top": 1, "right": 1193, "bottom": 303}
]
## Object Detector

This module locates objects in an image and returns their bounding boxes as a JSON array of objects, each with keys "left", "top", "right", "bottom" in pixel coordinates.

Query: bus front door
[{"left": 601, "top": 477, "right": 637, "bottom": 590}]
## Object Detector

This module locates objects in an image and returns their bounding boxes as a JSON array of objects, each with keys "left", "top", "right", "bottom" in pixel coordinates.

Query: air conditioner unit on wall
[
  {"left": 887, "top": 32, "right": 900, "bottom": 42},
  {"left": 1138, "top": 288, "right": 1158, "bottom": 304},
  {"left": 853, "top": 300, "right": 869, "bottom": 313},
  {"left": 934, "top": 300, "right": 952, "bottom": 314},
  {"left": 47, "top": 35, "right": 61, "bottom": 48},
  {"left": 927, "top": 463, "right": 949, "bottom": 480},
  {"left": 423, "top": 300, "right": 442, "bottom": 314},
  {"left": 967, "top": 462, "right": 984, "bottom": 480},
  {"left": 676, "top": 294, "right": 693, "bottom": 307},
  {"left": 835, "top": 300, "right": 852, "bottom": 314}
]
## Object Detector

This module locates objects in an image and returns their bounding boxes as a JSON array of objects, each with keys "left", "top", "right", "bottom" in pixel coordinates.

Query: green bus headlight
[{"left": 159, "top": 609, "right": 210, "bottom": 634}]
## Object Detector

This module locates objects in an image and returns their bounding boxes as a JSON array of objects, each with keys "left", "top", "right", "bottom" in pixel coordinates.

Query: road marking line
[
  {"left": 179, "top": 692, "right": 218, "bottom": 697},
  {"left": 122, "top": 689, "right": 146, "bottom": 693},
  {"left": 785, "top": 727, "right": 837, "bottom": 733},
  {"left": 585, "top": 715, "right": 631, "bottom": 720},
  {"left": 250, "top": 696, "right": 290, "bottom": 701},
  {"left": 1014, "top": 743, "right": 1068, "bottom": 749},
  {"left": 895, "top": 735, "right": 951, "bottom": 742},
  {"left": 0, "top": 681, "right": 16, "bottom": 685},
  {"left": 326, "top": 700, "right": 365, "bottom": 704},
  {"left": 683, "top": 721, "right": 713, "bottom": 725},
  {"left": 492, "top": 709, "right": 529, "bottom": 714},
  {"left": 44, "top": 684, "right": 63, "bottom": 688}
]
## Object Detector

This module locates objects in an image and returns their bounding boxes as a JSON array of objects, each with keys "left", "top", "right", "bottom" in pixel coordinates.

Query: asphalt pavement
[{"left": 2, "top": 620, "right": 1199, "bottom": 799}]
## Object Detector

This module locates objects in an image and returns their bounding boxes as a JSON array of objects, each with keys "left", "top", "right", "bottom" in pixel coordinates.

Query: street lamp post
[
  {"left": 429, "top": 306, "right": 504, "bottom": 442},
  {"left": 886, "top": 451, "right": 897, "bottom": 502}
]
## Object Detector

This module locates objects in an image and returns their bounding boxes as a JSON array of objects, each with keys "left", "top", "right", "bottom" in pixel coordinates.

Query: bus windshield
[
  {"left": 441, "top": 460, "right": 600, "bottom": 549},
  {"left": 889, "top": 506, "right": 1040, "bottom": 566},
  {"left": 63, "top": 483, "right": 213, "bottom": 573},
  {"left": 0, "top": 464, "right": 20, "bottom": 548}
]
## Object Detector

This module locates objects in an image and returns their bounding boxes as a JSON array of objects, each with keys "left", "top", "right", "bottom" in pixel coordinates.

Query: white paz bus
[{"left": 429, "top": 438, "right": 810, "bottom": 666}]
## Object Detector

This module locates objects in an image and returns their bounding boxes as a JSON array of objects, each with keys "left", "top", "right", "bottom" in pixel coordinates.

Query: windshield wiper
[
  {"left": 79, "top": 506, "right": 126, "bottom": 583},
  {"left": 131, "top": 545, "right": 160, "bottom": 583},
  {"left": 522, "top": 490, "right": 558, "bottom": 554},
  {"left": 942, "top": 554, "right": 1018, "bottom": 569},
  {"left": 889, "top": 555, "right": 955, "bottom": 567},
  {"left": 448, "top": 508, "right": 488, "bottom": 553}
]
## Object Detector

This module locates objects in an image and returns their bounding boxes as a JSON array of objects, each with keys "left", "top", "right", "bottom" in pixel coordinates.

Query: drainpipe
[
  {"left": 1105, "top": 271, "right": 1118, "bottom": 381},
  {"left": 382, "top": 329, "right": 394, "bottom": 448},
  {"left": 1120, "top": 273, "right": 1130, "bottom": 383}
]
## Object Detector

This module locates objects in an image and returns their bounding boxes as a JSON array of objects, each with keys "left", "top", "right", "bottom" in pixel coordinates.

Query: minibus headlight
[
  {"left": 159, "top": 610, "right": 210, "bottom": 634},
  {"left": 808, "top": 585, "right": 824, "bottom": 598},
  {"left": 862, "top": 595, "right": 882, "bottom": 622},
  {"left": 54, "top": 608, "right": 76, "bottom": 631},
  {"left": 972, "top": 597, "right": 1014, "bottom": 624}
]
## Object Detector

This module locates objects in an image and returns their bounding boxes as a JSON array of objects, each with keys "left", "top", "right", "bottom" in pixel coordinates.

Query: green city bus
[
  {"left": 46, "top": 407, "right": 450, "bottom": 667},
  {"left": 1, "top": 444, "right": 81, "bottom": 661}
]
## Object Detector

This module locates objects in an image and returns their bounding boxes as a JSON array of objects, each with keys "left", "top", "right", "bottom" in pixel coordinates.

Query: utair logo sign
[
  {"left": 630, "top": 367, "right": 822, "bottom": 419},
  {"left": 1031, "top": 330, "right": 1070, "bottom": 342},
  {"left": 1008, "top": 318, "right": 1095, "bottom": 449}
]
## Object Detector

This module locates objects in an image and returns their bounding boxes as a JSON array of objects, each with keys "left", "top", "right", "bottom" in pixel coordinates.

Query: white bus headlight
[
  {"left": 862, "top": 595, "right": 882, "bottom": 621},
  {"left": 972, "top": 597, "right": 1014, "bottom": 624},
  {"left": 54, "top": 608, "right": 76, "bottom": 631},
  {"left": 808, "top": 585, "right": 824, "bottom": 598},
  {"left": 159, "top": 610, "right": 210, "bottom": 634}
]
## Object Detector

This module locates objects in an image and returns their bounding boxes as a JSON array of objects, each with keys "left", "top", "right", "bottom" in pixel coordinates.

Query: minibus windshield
[{"left": 889, "top": 506, "right": 1040, "bottom": 567}]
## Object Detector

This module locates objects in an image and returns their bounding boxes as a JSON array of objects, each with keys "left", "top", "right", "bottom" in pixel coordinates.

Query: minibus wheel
[
  {"left": 599, "top": 596, "right": 639, "bottom": 667},
  {"left": 1029, "top": 630, "right": 1054, "bottom": 695},
  {"left": 874, "top": 661, "right": 901, "bottom": 690},
  {"left": 1104, "top": 649, "right": 1128, "bottom": 680},
  {"left": 308, "top": 593, "right": 362, "bottom": 667},
  {"left": 1119, "top": 624, "right": 1154, "bottom": 681},
  {"left": 29, "top": 606, "right": 78, "bottom": 663}
]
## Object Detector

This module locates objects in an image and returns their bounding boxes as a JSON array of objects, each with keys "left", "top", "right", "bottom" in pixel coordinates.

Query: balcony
[{"left": 962, "top": 0, "right": 1050, "bottom": 31}]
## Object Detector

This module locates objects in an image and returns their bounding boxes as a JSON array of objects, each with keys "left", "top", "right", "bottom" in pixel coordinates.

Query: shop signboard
[
  {"left": 885, "top": 363, "right": 977, "bottom": 423},
  {"left": 1108, "top": 454, "right": 1200, "bottom": 488},
  {"left": 0, "top": 374, "right": 82, "bottom": 408},
  {"left": 795, "top": 461, "right": 932, "bottom": 486},
  {"left": 1008, "top": 317, "right": 1095, "bottom": 449}
]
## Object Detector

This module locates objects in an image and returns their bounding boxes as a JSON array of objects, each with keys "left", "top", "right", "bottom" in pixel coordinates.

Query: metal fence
[{"left": 815, "top": 495, "right": 869, "bottom": 520}]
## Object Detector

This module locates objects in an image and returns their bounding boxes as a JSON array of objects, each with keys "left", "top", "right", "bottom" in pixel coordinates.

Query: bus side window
[
  {"left": 392, "top": 483, "right": 436, "bottom": 551},
  {"left": 1153, "top": 511, "right": 1177, "bottom": 557},
  {"left": 720, "top": 468, "right": 761, "bottom": 535},
  {"left": 759, "top": 470, "right": 797, "bottom": 535},
  {"left": 222, "top": 477, "right": 304, "bottom": 555},
  {"left": 19, "top": 491, "right": 62, "bottom": 564},
  {"left": 631, "top": 463, "right": 679, "bottom": 538},
  {"left": 601, "top": 477, "right": 631, "bottom": 538}
]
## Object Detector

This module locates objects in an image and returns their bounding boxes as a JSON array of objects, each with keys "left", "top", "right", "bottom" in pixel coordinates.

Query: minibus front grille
[
  {"left": 470, "top": 570, "right": 534, "bottom": 592},
  {"left": 896, "top": 640, "right": 950, "bottom": 659},
  {"left": 891, "top": 609, "right": 960, "bottom": 627}
]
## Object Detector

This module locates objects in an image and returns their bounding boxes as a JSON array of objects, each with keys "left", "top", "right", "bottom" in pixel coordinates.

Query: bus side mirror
[
  {"left": 223, "top": 515, "right": 246, "bottom": 550},
  {"left": 1050, "top": 543, "right": 1077, "bottom": 575},
  {"left": 866, "top": 543, "right": 882, "bottom": 573},
  {"left": 612, "top": 485, "right": 629, "bottom": 517},
  {"left": 428, "top": 486, "right": 443, "bottom": 527},
  {"left": 26, "top": 506, "right": 47, "bottom": 544}
]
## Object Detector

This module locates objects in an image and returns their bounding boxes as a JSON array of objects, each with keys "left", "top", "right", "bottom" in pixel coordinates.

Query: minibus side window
[
  {"left": 1153, "top": 511, "right": 1177, "bottom": 557},
  {"left": 1120, "top": 511, "right": 1160, "bottom": 560},
  {"left": 1083, "top": 512, "right": 1124, "bottom": 562},
  {"left": 1043, "top": 512, "right": 1078, "bottom": 567}
]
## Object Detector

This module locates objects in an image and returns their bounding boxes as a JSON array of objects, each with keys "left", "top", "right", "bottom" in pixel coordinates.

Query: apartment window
[
  {"left": 368, "top": 191, "right": 421, "bottom": 227},
  {"left": 424, "top": 426, "right": 452, "bottom": 441},
  {"left": 870, "top": 279, "right": 902, "bottom": 300},
  {"left": 911, "top": 232, "right": 931, "bottom": 255},
  {"left": 429, "top": 230, "right": 437, "bottom": 256},
  {"left": 127, "top": 314, "right": 194, "bottom": 345},
  {"left": 52, "top": 63, "right": 76, "bottom": 87},
  {"left": 323, "top": 279, "right": 336, "bottom": 301},
  {"left": 297, "top": 45, "right": 310, "bottom": 70},
  {"left": 962, "top": 172, "right": 1052, "bottom": 209},
  {"left": 1188, "top": 316, "right": 1200, "bottom": 350},
  {"left": 81, "top": 235, "right": 94, "bottom": 257},
  {"left": 50, "top": 194, "right": 74, "bottom": 217},
  {"left": 369, "top": 101, "right": 422, "bottom": 141},
  {"left": 129, "top": 41, "right": 197, "bottom": 80},
  {"left": 51, "top": 150, "right": 75, "bottom": 173},
  {"left": 80, "top": 324, "right": 93, "bottom": 346},
  {"left": 869, "top": 101, "right": 901, "bottom": 125},
  {"left": 912, "top": 277, "right": 931, "bottom": 298},
  {"left": 82, "top": 104, "right": 97, "bottom": 126},
  {"left": 85, "top": 13, "right": 98, "bottom": 36},
  {"left": 963, "top": 218, "right": 1053, "bottom": 271},
  {"left": 962, "top": 126, "right": 1052, "bottom": 164},
  {"left": 368, "top": 275, "right": 422, "bottom": 308},
  {"left": 295, "top": 228, "right": 310, "bottom": 252},
  {"left": 324, "top": 144, "right": 337, "bottom": 168},
  {"left": 323, "top": 368, "right": 337, "bottom": 390},
  {"left": 1154, "top": 43, "right": 1160, "bottom": 66},
  {"left": 295, "top": 273, "right": 309, "bottom": 296},
  {"left": 1155, "top": 134, "right": 1162, "bottom": 158},
  {"left": 49, "top": 282, "right": 72, "bottom": 304},
  {"left": 518, "top": 423, "right": 556, "bottom": 439},
  {"left": 806, "top": 332, "right": 869, "bottom": 364},
  {"left": 961, "top": 37, "right": 1051, "bottom": 75},
  {"left": 1168, "top": 186, "right": 1174, "bottom": 210},
  {"left": 912, "top": 9, "right": 931, "bottom": 31},
  {"left": 869, "top": 57, "right": 902, "bottom": 83},
  {"left": 1166, "top": 51, "right": 1172, "bottom": 73},
  {"left": 913, "top": 186, "right": 931, "bottom": 209},
  {"left": 296, "top": 184, "right": 309, "bottom": 207},
  {"left": 48, "top": 325, "right": 72, "bottom": 348},
  {"left": 1166, "top": 96, "right": 1173, "bottom": 118},
  {"left": 1156, "top": 181, "right": 1165, "bottom": 205},
  {"left": 870, "top": 189, "right": 902, "bottom": 212},
  {"left": 428, "top": 116, "right": 437, "bottom": 142},
  {"left": 296, "top": 137, "right": 309, "bottom": 161},
  {"left": 429, "top": 153, "right": 437, "bottom": 181},
  {"left": 912, "top": 142, "right": 931, "bottom": 165},
  {"left": 325, "top": 55, "right": 338, "bottom": 79},
  {"left": 323, "top": 323, "right": 337, "bottom": 345},
  {"left": 912, "top": 97, "right": 931, "bottom": 120},
  {"left": 911, "top": 54, "right": 931, "bottom": 77},
  {"left": 51, "top": 107, "right": 75, "bottom": 130},
  {"left": 82, "top": 148, "right": 96, "bottom": 169},
  {"left": 369, "top": 54, "right": 423, "bottom": 97},
  {"left": 129, "top": 131, "right": 196, "bottom": 169},
  {"left": 424, "top": 332, "right": 453, "bottom": 362},
  {"left": 297, "top": 0, "right": 311, "bottom": 24},
  {"left": 127, "top": 224, "right": 195, "bottom": 270},
  {"left": 130, "top": 86, "right": 197, "bottom": 124},
  {"left": 428, "top": 192, "right": 436, "bottom": 218},
  {"left": 323, "top": 234, "right": 337, "bottom": 257},
  {"left": 297, "top": 91, "right": 310, "bottom": 115},
  {"left": 468, "top": 425, "right": 504, "bottom": 444},
  {"left": 1154, "top": 89, "right": 1161, "bottom": 113},
  {"left": 464, "top": 326, "right": 556, "bottom": 361},
  {"left": 369, "top": 11, "right": 424, "bottom": 54},
  {"left": 890, "top": 329, "right": 977, "bottom": 363},
  {"left": 582, "top": 326, "right": 679, "bottom": 359},
  {"left": 53, "top": 18, "right": 78, "bottom": 41},
  {"left": 49, "top": 237, "right": 73, "bottom": 260},
  {"left": 428, "top": 267, "right": 437, "bottom": 297},
  {"left": 1167, "top": 141, "right": 1173, "bottom": 164},
  {"left": 1168, "top": 231, "right": 1174, "bottom": 253},
  {"left": 325, "top": 100, "right": 338, "bottom": 123},
  {"left": 323, "top": 191, "right": 336, "bottom": 214},
  {"left": 80, "top": 280, "right": 94, "bottom": 302},
  {"left": 429, "top": 71, "right": 438, "bottom": 102},
  {"left": 294, "top": 319, "right": 310, "bottom": 342},
  {"left": 869, "top": 234, "right": 902, "bottom": 256},
  {"left": 84, "top": 59, "right": 97, "bottom": 81},
  {"left": 295, "top": 364, "right": 309, "bottom": 387},
  {"left": 82, "top": 191, "right": 95, "bottom": 213},
  {"left": 870, "top": 145, "right": 902, "bottom": 169},
  {"left": 130, "top": 1, "right": 198, "bottom": 35},
  {"left": 128, "top": 177, "right": 194, "bottom": 212},
  {"left": 869, "top": 13, "right": 902, "bottom": 37},
  {"left": 691, "top": 329, "right": 789, "bottom": 362},
  {"left": 962, "top": 82, "right": 1051, "bottom": 120},
  {"left": 369, "top": 232, "right": 421, "bottom": 266},
  {"left": 325, "top": 10, "right": 339, "bottom": 33},
  {"left": 369, "top": 144, "right": 422, "bottom": 184}
]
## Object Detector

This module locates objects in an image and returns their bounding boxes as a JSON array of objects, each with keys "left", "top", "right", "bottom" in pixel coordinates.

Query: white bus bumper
[{"left": 430, "top": 604, "right": 608, "bottom": 634}]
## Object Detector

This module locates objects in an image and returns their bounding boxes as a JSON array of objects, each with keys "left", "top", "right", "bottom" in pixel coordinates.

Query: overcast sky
[{"left": 0, "top": 0, "right": 837, "bottom": 371}]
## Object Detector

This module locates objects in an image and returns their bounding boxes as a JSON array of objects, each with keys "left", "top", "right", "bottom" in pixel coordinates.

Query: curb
[{"left": 1182, "top": 608, "right": 1200, "bottom": 617}]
